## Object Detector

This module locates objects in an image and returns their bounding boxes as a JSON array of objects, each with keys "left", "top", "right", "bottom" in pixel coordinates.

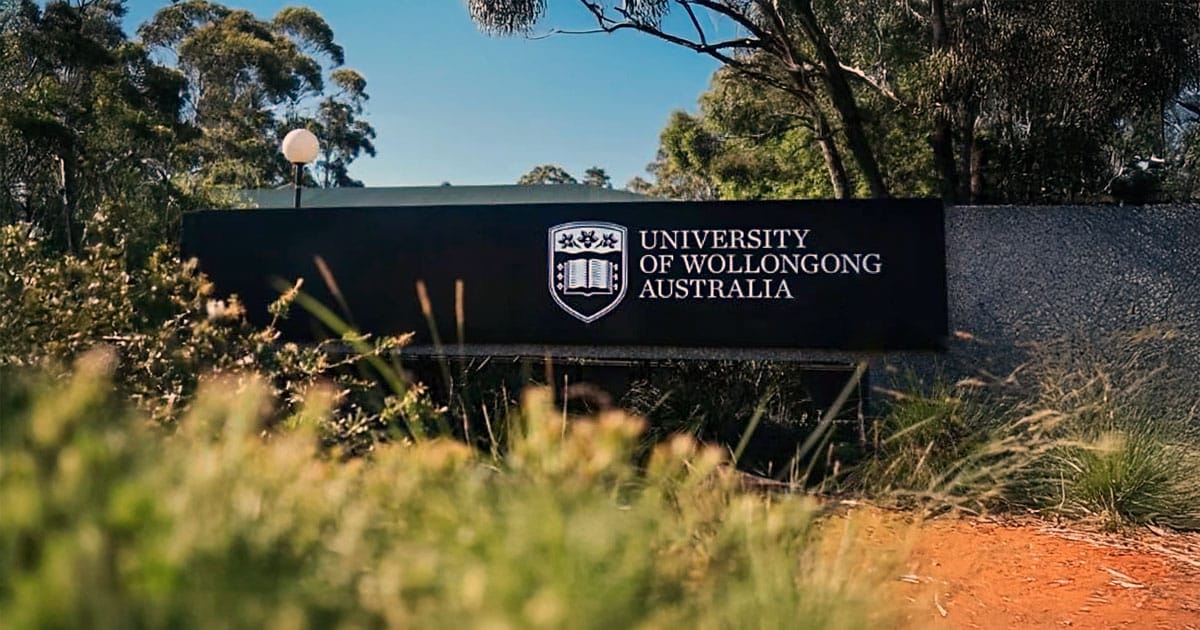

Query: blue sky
[{"left": 122, "top": 1, "right": 721, "bottom": 187}]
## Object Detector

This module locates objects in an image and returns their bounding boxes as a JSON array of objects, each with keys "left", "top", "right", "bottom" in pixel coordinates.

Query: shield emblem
[{"left": 548, "top": 221, "right": 628, "bottom": 323}]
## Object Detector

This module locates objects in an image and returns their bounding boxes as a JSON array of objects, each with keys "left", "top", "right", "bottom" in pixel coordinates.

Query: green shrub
[
  {"left": 1045, "top": 423, "right": 1200, "bottom": 530},
  {"left": 0, "top": 353, "right": 892, "bottom": 629},
  {"left": 845, "top": 375, "right": 1062, "bottom": 515},
  {"left": 0, "top": 222, "right": 442, "bottom": 453}
]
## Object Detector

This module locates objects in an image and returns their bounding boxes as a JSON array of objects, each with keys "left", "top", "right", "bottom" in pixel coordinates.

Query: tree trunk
[
  {"left": 970, "top": 135, "right": 985, "bottom": 202},
  {"left": 957, "top": 103, "right": 978, "bottom": 202},
  {"left": 811, "top": 106, "right": 851, "bottom": 199},
  {"left": 930, "top": 0, "right": 958, "bottom": 203},
  {"left": 931, "top": 0, "right": 950, "bottom": 49},
  {"left": 932, "top": 115, "right": 958, "bottom": 202},
  {"left": 791, "top": 1, "right": 889, "bottom": 198},
  {"left": 57, "top": 153, "right": 78, "bottom": 254},
  {"left": 824, "top": 70, "right": 888, "bottom": 198}
]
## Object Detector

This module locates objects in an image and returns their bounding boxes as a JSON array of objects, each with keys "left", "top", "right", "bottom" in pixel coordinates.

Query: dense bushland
[{"left": 0, "top": 222, "right": 441, "bottom": 453}]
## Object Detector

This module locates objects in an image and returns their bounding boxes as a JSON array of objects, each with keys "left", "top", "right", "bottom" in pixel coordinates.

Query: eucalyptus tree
[
  {"left": 139, "top": 1, "right": 376, "bottom": 189},
  {"left": 518, "top": 164, "right": 578, "bottom": 184},
  {"left": 0, "top": 0, "right": 190, "bottom": 254},
  {"left": 634, "top": 68, "right": 933, "bottom": 201},
  {"left": 470, "top": 0, "right": 1200, "bottom": 203},
  {"left": 811, "top": 0, "right": 1200, "bottom": 202},
  {"left": 582, "top": 166, "right": 612, "bottom": 188},
  {"left": 312, "top": 68, "right": 376, "bottom": 188},
  {"left": 467, "top": 0, "right": 888, "bottom": 199},
  {"left": 631, "top": 110, "right": 721, "bottom": 201}
]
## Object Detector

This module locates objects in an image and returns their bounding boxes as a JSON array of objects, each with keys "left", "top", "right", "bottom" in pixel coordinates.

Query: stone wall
[{"left": 878, "top": 205, "right": 1200, "bottom": 416}]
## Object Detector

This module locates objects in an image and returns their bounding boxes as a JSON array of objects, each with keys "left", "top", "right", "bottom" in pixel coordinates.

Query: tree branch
[
  {"left": 748, "top": 0, "right": 819, "bottom": 72},
  {"left": 576, "top": 1, "right": 763, "bottom": 60},
  {"left": 838, "top": 62, "right": 905, "bottom": 105},
  {"left": 1176, "top": 99, "right": 1200, "bottom": 119},
  {"left": 690, "top": 0, "right": 773, "bottom": 43},
  {"left": 677, "top": 0, "right": 708, "bottom": 47},
  {"left": 565, "top": 1, "right": 820, "bottom": 121}
]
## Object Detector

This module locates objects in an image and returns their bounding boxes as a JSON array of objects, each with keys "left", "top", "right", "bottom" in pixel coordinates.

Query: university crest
[{"left": 548, "top": 222, "right": 627, "bottom": 323}]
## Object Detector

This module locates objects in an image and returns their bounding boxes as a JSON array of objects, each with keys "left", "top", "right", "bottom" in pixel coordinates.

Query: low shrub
[
  {"left": 0, "top": 222, "right": 442, "bottom": 453},
  {"left": 847, "top": 378, "right": 1065, "bottom": 515},
  {"left": 1016, "top": 334, "right": 1200, "bottom": 530},
  {"left": 0, "top": 352, "right": 893, "bottom": 629}
]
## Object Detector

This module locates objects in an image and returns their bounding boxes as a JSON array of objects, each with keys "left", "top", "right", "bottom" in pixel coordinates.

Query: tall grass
[
  {"left": 1052, "top": 425, "right": 1200, "bottom": 529},
  {"left": 854, "top": 331, "right": 1200, "bottom": 530},
  {"left": 0, "top": 350, "right": 896, "bottom": 629},
  {"left": 622, "top": 361, "right": 863, "bottom": 477},
  {"left": 1014, "top": 330, "right": 1200, "bottom": 529},
  {"left": 850, "top": 377, "right": 999, "bottom": 501}
]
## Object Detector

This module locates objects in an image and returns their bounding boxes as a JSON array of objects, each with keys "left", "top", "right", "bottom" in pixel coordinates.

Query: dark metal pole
[{"left": 293, "top": 162, "right": 303, "bottom": 208}]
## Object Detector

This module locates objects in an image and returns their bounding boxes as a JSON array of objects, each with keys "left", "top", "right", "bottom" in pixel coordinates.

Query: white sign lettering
[
  {"left": 634, "top": 228, "right": 882, "bottom": 302},
  {"left": 548, "top": 223, "right": 886, "bottom": 322}
]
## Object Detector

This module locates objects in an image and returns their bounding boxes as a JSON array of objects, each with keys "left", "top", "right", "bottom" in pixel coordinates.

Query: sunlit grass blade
[
  {"left": 272, "top": 277, "right": 428, "bottom": 440},
  {"left": 776, "top": 361, "right": 868, "bottom": 483}
]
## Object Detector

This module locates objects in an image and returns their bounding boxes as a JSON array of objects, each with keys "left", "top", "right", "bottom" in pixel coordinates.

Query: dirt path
[{"left": 857, "top": 511, "right": 1200, "bottom": 628}]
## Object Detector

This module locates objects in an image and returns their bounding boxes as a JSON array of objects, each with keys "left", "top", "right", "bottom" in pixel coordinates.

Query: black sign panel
[{"left": 181, "top": 199, "right": 947, "bottom": 354}]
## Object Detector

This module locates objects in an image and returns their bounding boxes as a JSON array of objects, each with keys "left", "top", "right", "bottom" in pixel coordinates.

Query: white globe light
[{"left": 281, "top": 128, "right": 320, "bottom": 164}]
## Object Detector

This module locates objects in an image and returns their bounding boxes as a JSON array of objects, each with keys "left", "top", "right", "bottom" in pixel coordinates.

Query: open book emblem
[{"left": 548, "top": 222, "right": 628, "bottom": 323}]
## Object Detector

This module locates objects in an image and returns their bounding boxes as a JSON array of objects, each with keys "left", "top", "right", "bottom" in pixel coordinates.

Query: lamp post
[{"left": 281, "top": 129, "right": 319, "bottom": 208}]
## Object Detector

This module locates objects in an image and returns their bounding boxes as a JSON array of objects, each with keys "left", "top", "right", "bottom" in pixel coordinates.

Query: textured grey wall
[{"left": 879, "top": 205, "right": 1200, "bottom": 410}]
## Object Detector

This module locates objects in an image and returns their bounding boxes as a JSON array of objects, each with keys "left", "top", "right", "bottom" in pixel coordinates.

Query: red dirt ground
[{"left": 863, "top": 512, "right": 1200, "bottom": 629}]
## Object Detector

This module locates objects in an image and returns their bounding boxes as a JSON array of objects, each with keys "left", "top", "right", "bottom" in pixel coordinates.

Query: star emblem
[
  {"left": 578, "top": 230, "right": 598, "bottom": 248},
  {"left": 558, "top": 233, "right": 577, "bottom": 248},
  {"left": 599, "top": 233, "right": 618, "bottom": 248}
]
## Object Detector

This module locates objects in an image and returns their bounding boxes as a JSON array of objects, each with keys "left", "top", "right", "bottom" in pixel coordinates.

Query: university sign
[{"left": 183, "top": 198, "right": 948, "bottom": 356}]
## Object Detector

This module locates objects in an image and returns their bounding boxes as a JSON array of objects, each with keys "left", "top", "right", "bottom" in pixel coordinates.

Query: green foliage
[
  {"left": 636, "top": 70, "right": 936, "bottom": 201},
  {"left": 467, "top": 0, "right": 548, "bottom": 35},
  {"left": 0, "top": 222, "right": 439, "bottom": 452},
  {"left": 852, "top": 380, "right": 996, "bottom": 496},
  {"left": 516, "top": 164, "right": 613, "bottom": 188},
  {"left": 582, "top": 166, "right": 612, "bottom": 188},
  {"left": 823, "top": 0, "right": 1200, "bottom": 202},
  {"left": 138, "top": 1, "right": 375, "bottom": 190},
  {"left": 0, "top": 359, "right": 890, "bottom": 629},
  {"left": 634, "top": 110, "right": 721, "bottom": 200},
  {"left": 0, "top": 0, "right": 203, "bottom": 256},
  {"left": 621, "top": 361, "right": 860, "bottom": 477},
  {"left": 1054, "top": 427, "right": 1200, "bottom": 531},
  {"left": 471, "top": 1, "right": 895, "bottom": 198},
  {"left": 312, "top": 68, "right": 377, "bottom": 187},
  {"left": 517, "top": 163, "right": 578, "bottom": 185},
  {"left": 695, "top": 70, "right": 840, "bottom": 200},
  {"left": 0, "top": 1, "right": 376, "bottom": 259},
  {"left": 476, "top": 1, "right": 1200, "bottom": 202},
  {"left": 1010, "top": 332, "right": 1200, "bottom": 529}
]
